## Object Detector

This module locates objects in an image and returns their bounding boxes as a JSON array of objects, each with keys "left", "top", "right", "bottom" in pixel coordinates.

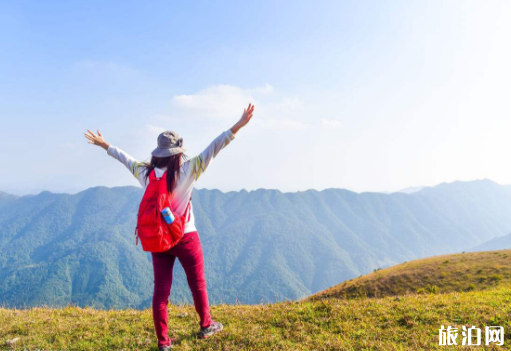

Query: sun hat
[{"left": 151, "top": 131, "right": 187, "bottom": 158}]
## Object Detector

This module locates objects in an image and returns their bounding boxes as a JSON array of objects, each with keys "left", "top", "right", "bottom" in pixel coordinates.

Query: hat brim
[{"left": 151, "top": 147, "right": 186, "bottom": 158}]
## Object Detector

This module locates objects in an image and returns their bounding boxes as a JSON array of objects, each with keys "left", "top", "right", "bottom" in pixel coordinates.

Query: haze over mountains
[
  {"left": 1, "top": 179, "right": 510, "bottom": 309},
  {"left": 471, "top": 233, "right": 511, "bottom": 252}
]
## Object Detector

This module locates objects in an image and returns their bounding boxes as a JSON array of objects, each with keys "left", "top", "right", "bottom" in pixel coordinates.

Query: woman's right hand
[{"left": 231, "top": 103, "right": 255, "bottom": 135}]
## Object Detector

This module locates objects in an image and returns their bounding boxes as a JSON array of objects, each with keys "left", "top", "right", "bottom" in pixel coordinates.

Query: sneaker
[
  {"left": 159, "top": 338, "right": 177, "bottom": 350},
  {"left": 199, "top": 320, "right": 223, "bottom": 339}
]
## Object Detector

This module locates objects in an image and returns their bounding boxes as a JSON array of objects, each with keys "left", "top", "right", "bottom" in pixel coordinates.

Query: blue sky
[{"left": 1, "top": 0, "right": 510, "bottom": 195}]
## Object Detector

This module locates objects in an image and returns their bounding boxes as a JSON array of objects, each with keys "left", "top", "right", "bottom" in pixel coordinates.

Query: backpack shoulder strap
[
  {"left": 155, "top": 169, "right": 168, "bottom": 194},
  {"left": 147, "top": 168, "right": 161, "bottom": 187}
]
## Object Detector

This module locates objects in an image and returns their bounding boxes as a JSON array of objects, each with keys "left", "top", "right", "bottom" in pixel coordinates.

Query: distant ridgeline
[{"left": 1, "top": 179, "right": 511, "bottom": 309}]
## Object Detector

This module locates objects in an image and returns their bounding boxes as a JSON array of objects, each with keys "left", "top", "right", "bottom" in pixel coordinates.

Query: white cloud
[
  {"left": 169, "top": 85, "right": 254, "bottom": 120},
  {"left": 247, "top": 83, "right": 274, "bottom": 95},
  {"left": 321, "top": 118, "right": 343, "bottom": 130},
  {"left": 164, "top": 84, "right": 311, "bottom": 131}
]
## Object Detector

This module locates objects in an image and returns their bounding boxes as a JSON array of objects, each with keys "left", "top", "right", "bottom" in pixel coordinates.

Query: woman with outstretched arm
[{"left": 84, "top": 103, "right": 255, "bottom": 350}]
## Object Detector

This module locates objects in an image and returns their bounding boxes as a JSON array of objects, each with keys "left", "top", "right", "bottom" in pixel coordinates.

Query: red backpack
[{"left": 134, "top": 168, "right": 192, "bottom": 252}]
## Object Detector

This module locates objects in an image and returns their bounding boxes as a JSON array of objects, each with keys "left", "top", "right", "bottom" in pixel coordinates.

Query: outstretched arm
[
  {"left": 188, "top": 103, "right": 255, "bottom": 181},
  {"left": 84, "top": 130, "right": 147, "bottom": 187}
]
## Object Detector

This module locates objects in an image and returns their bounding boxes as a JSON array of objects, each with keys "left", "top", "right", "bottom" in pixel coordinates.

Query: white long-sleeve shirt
[{"left": 106, "top": 129, "right": 235, "bottom": 234}]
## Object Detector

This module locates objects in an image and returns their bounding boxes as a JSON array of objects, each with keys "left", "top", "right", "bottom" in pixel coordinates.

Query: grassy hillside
[
  {"left": 310, "top": 250, "right": 511, "bottom": 300},
  {"left": 1, "top": 286, "right": 511, "bottom": 350}
]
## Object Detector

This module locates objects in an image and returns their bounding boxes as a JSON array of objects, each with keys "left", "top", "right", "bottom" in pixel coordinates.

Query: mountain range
[{"left": 1, "top": 179, "right": 511, "bottom": 308}]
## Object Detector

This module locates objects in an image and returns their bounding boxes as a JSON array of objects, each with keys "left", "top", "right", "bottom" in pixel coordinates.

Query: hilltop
[
  {"left": 1, "top": 286, "right": 510, "bottom": 350},
  {"left": 310, "top": 250, "right": 511, "bottom": 300},
  {"left": 2, "top": 251, "right": 511, "bottom": 350}
]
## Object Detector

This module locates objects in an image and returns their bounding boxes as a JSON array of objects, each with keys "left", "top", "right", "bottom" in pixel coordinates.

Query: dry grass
[
  {"left": 310, "top": 250, "right": 511, "bottom": 300},
  {"left": 1, "top": 286, "right": 511, "bottom": 350}
]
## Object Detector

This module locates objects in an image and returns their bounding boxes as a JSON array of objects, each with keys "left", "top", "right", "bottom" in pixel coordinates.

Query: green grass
[
  {"left": 1, "top": 287, "right": 511, "bottom": 350},
  {"left": 310, "top": 250, "right": 511, "bottom": 300},
  {"left": 3, "top": 250, "right": 511, "bottom": 350}
]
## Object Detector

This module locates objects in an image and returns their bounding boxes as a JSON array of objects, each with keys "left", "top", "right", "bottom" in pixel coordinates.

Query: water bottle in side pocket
[{"left": 161, "top": 207, "right": 175, "bottom": 224}]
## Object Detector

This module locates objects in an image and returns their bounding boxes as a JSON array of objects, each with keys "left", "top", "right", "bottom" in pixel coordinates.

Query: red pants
[{"left": 151, "top": 231, "right": 212, "bottom": 348}]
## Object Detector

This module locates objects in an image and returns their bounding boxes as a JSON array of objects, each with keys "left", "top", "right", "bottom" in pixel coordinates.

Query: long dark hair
[{"left": 142, "top": 153, "right": 189, "bottom": 196}]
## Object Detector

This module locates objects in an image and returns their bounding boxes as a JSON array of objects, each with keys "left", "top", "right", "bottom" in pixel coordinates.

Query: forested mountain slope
[{"left": 1, "top": 179, "right": 510, "bottom": 308}]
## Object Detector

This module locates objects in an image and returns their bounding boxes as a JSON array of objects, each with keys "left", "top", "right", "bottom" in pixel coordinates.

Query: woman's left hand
[{"left": 84, "top": 129, "right": 110, "bottom": 150}]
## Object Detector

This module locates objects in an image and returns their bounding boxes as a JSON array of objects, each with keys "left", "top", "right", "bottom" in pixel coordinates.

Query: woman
[{"left": 84, "top": 103, "right": 255, "bottom": 350}]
